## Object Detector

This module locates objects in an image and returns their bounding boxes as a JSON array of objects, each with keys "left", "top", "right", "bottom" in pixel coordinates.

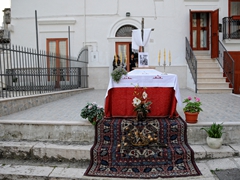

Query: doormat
[{"left": 84, "top": 117, "right": 201, "bottom": 179}]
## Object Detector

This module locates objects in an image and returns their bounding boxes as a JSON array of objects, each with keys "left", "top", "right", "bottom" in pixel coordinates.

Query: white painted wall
[{"left": 9, "top": 0, "right": 239, "bottom": 89}]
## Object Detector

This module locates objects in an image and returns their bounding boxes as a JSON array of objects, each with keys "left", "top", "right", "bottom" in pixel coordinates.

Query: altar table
[{"left": 105, "top": 69, "right": 182, "bottom": 118}]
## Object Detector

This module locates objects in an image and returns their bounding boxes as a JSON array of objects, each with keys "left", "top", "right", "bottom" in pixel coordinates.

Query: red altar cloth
[{"left": 105, "top": 87, "right": 178, "bottom": 118}]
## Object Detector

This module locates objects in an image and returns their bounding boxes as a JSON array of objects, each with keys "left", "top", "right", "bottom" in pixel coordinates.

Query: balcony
[{"left": 223, "top": 16, "right": 240, "bottom": 40}]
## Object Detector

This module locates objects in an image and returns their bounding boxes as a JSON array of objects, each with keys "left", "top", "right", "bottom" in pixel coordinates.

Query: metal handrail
[
  {"left": 185, "top": 37, "right": 197, "bottom": 93},
  {"left": 217, "top": 40, "right": 235, "bottom": 89}
]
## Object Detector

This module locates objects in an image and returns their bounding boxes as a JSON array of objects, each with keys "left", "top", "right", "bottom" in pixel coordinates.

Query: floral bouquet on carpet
[
  {"left": 80, "top": 102, "right": 104, "bottom": 125},
  {"left": 132, "top": 84, "right": 152, "bottom": 120}
]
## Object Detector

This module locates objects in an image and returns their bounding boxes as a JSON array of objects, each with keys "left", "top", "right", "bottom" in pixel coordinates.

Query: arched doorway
[{"left": 115, "top": 25, "right": 138, "bottom": 72}]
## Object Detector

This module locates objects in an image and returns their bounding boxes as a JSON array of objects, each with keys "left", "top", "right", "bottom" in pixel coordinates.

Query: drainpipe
[
  {"left": 84, "top": 0, "right": 86, "bottom": 47},
  {"left": 35, "top": 10, "right": 41, "bottom": 94}
]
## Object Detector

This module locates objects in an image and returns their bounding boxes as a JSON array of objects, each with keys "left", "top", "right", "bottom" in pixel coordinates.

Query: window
[
  {"left": 229, "top": 0, "right": 240, "bottom": 16},
  {"left": 46, "top": 38, "right": 69, "bottom": 83}
]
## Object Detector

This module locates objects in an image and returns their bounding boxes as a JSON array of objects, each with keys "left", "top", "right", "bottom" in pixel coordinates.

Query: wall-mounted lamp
[
  {"left": 126, "top": 12, "right": 130, "bottom": 17},
  {"left": 219, "top": 24, "right": 222, "bottom": 32}
]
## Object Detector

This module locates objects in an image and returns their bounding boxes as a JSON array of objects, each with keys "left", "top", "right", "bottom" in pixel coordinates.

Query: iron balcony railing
[
  {"left": 185, "top": 37, "right": 197, "bottom": 93},
  {"left": 223, "top": 16, "right": 240, "bottom": 40},
  {"left": 217, "top": 40, "right": 234, "bottom": 89},
  {"left": 0, "top": 44, "right": 88, "bottom": 98}
]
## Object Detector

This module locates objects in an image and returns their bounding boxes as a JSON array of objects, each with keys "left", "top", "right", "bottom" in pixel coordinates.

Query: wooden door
[
  {"left": 211, "top": 9, "right": 219, "bottom": 58},
  {"left": 46, "top": 38, "right": 69, "bottom": 88},
  {"left": 115, "top": 42, "right": 131, "bottom": 71},
  {"left": 190, "top": 11, "right": 209, "bottom": 50}
]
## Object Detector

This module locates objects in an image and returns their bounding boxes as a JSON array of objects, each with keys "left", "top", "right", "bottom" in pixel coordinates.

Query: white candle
[
  {"left": 169, "top": 51, "right": 171, "bottom": 64},
  {"left": 158, "top": 50, "right": 161, "bottom": 64}
]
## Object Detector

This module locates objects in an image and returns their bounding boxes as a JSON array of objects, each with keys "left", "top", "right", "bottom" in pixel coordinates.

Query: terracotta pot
[
  {"left": 184, "top": 112, "right": 199, "bottom": 123},
  {"left": 206, "top": 136, "right": 223, "bottom": 149}
]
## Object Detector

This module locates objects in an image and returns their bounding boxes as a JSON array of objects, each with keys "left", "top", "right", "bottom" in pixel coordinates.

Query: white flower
[
  {"left": 88, "top": 105, "right": 92, "bottom": 109},
  {"left": 97, "top": 105, "right": 103, "bottom": 109},
  {"left": 132, "top": 97, "right": 141, "bottom": 107},
  {"left": 142, "top": 91, "right": 148, "bottom": 99}
]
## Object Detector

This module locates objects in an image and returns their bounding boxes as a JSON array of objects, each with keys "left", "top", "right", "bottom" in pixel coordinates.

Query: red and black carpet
[{"left": 84, "top": 117, "right": 201, "bottom": 179}]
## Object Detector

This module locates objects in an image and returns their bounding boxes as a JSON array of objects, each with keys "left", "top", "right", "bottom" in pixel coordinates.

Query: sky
[{"left": 0, "top": 0, "right": 11, "bottom": 26}]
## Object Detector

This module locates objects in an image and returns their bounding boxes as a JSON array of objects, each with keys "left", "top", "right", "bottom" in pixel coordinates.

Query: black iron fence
[
  {"left": 185, "top": 37, "right": 197, "bottom": 93},
  {"left": 0, "top": 44, "right": 88, "bottom": 98},
  {"left": 223, "top": 17, "right": 240, "bottom": 40},
  {"left": 217, "top": 40, "right": 235, "bottom": 88}
]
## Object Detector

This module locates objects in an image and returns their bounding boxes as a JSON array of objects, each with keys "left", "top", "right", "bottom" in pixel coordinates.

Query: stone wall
[{"left": 0, "top": 88, "right": 94, "bottom": 117}]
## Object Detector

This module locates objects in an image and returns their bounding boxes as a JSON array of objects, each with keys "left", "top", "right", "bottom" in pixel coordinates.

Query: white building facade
[{"left": 9, "top": 0, "right": 240, "bottom": 90}]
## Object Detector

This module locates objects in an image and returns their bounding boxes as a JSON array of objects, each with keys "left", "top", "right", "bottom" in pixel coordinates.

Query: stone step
[
  {"left": 197, "top": 88, "right": 233, "bottom": 94},
  {"left": 0, "top": 143, "right": 239, "bottom": 180},
  {"left": 1, "top": 120, "right": 240, "bottom": 145},
  {"left": 0, "top": 120, "right": 95, "bottom": 144},
  {"left": 195, "top": 55, "right": 212, "bottom": 59},
  {"left": 0, "top": 163, "right": 86, "bottom": 180},
  {"left": 198, "top": 67, "right": 220, "bottom": 73},
  {"left": 197, "top": 82, "right": 230, "bottom": 89},
  {"left": 0, "top": 141, "right": 92, "bottom": 161},
  {"left": 197, "top": 63, "right": 219, "bottom": 68},
  {"left": 197, "top": 59, "right": 217, "bottom": 63},
  {"left": 0, "top": 141, "right": 238, "bottom": 162},
  {"left": 194, "top": 54, "right": 233, "bottom": 94},
  {"left": 198, "top": 77, "right": 227, "bottom": 83},
  {"left": 197, "top": 73, "right": 223, "bottom": 78}
]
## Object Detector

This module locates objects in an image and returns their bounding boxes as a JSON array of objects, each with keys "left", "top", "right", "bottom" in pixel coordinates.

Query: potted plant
[
  {"left": 111, "top": 66, "right": 127, "bottom": 83},
  {"left": 201, "top": 123, "right": 224, "bottom": 149},
  {"left": 183, "top": 96, "right": 203, "bottom": 123},
  {"left": 80, "top": 102, "right": 104, "bottom": 125}
]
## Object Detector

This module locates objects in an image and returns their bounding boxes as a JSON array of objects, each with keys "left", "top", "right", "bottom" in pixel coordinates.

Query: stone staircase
[
  {"left": 195, "top": 53, "right": 233, "bottom": 94},
  {"left": 1, "top": 120, "right": 240, "bottom": 179}
]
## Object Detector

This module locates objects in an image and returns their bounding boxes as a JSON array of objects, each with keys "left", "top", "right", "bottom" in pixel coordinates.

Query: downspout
[{"left": 84, "top": 0, "right": 86, "bottom": 47}]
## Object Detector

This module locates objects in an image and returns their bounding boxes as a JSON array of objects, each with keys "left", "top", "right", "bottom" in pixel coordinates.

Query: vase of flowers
[
  {"left": 80, "top": 102, "right": 104, "bottom": 125},
  {"left": 132, "top": 84, "right": 152, "bottom": 121},
  {"left": 183, "top": 96, "right": 203, "bottom": 123}
]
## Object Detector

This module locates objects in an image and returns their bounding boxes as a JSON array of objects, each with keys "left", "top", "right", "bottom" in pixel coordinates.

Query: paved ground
[
  {"left": 0, "top": 88, "right": 240, "bottom": 179},
  {"left": 0, "top": 88, "right": 239, "bottom": 123}
]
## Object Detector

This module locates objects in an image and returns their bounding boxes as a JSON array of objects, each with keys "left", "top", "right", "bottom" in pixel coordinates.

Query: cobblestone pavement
[{"left": 0, "top": 88, "right": 239, "bottom": 122}]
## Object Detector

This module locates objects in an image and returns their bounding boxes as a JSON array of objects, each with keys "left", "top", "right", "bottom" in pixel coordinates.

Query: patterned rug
[{"left": 84, "top": 116, "right": 201, "bottom": 179}]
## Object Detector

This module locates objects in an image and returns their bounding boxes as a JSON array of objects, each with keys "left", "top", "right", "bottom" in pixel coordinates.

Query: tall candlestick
[
  {"left": 115, "top": 54, "right": 117, "bottom": 64},
  {"left": 125, "top": 54, "right": 127, "bottom": 63},
  {"left": 169, "top": 51, "right": 171, "bottom": 64}
]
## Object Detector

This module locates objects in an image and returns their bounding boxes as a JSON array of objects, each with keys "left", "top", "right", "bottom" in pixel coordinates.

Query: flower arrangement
[
  {"left": 183, "top": 96, "right": 203, "bottom": 113},
  {"left": 132, "top": 84, "right": 152, "bottom": 118},
  {"left": 80, "top": 102, "right": 104, "bottom": 125},
  {"left": 111, "top": 66, "right": 127, "bottom": 83}
]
